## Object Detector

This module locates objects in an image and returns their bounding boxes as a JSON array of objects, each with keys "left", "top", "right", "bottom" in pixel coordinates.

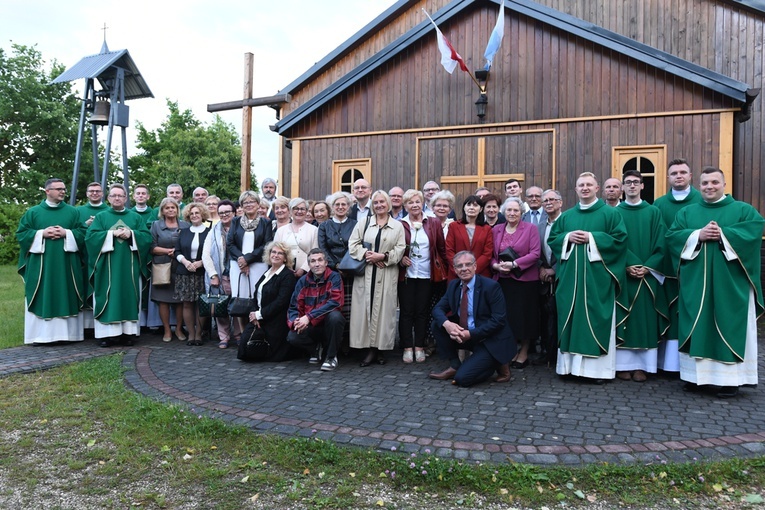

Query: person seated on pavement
[
  {"left": 287, "top": 248, "right": 346, "bottom": 371},
  {"left": 240, "top": 241, "right": 300, "bottom": 362},
  {"left": 429, "top": 251, "right": 516, "bottom": 387}
]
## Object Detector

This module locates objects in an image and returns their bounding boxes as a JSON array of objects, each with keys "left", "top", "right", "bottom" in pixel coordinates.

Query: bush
[{"left": 0, "top": 203, "right": 26, "bottom": 265}]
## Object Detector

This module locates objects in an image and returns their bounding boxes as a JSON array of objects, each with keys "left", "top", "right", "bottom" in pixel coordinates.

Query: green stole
[
  {"left": 17, "top": 201, "right": 85, "bottom": 318},
  {"left": 615, "top": 201, "right": 669, "bottom": 349},
  {"left": 666, "top": 196, "right": 764, "bottom": 362},
  {"left": 548, "top": 200, "right": 627, "bottom": 357}
]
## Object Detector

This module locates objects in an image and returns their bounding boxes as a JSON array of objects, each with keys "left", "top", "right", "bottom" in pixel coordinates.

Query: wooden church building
[{"left": 271, "top": 0, "right": 763, "bottom": 216}]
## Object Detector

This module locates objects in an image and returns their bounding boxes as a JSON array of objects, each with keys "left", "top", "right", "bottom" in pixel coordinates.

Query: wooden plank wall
[
  {"left": 533, "top": 0, "right": 764, "bottom": 211},
  {"left": 287, "top": 112, "right": 721, "bottom": 208}
]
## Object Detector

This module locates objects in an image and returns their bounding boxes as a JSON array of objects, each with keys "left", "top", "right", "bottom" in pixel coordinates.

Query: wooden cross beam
[{"left": 206, "top": 52, "right": 291, "bottom": 192}]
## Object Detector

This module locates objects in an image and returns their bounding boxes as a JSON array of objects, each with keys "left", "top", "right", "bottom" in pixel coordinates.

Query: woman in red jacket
[{"left": 445, "top": 195, "right": 494, "bottom": 280}]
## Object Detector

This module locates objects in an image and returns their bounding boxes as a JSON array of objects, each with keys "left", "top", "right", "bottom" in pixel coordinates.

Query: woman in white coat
[{"left": 348, "top": 190, "right": 406, "bottom": 366}]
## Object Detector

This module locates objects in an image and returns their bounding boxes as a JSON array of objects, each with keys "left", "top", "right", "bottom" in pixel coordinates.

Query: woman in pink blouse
[{"left": 491, "top": 197, "right": 541, "bottom": 368}]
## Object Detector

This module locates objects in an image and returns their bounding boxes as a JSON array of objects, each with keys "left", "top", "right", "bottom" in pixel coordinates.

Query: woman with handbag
[
  {"left": 398, "top": 189, "right": 447, "bottom": 363},
  {"left": 491, "top": 197, "right": 541, "bottom": 369},
  {"left": 201, "top": 199, "right": 239, "bottom": 349},
  {"left": 150, "top": 197, "right": 188, "bottom": 342},
  {"left": 445, "top": 195, "right": 494, "bottom": 280},
  {"left": 174, "top": 203, "right": 211, "bottom": 345},
  {"left": 318, "top": 192, "right": 357, "bottom": 343},
  {"left": 348, "top": 190, "right": 405, "bottom": 367},
  {"left": 228, "top": 191, "right": 274, "bottom": 336},
  {"left": 240, "top": 241, "right": 299, "bottom": 362}
]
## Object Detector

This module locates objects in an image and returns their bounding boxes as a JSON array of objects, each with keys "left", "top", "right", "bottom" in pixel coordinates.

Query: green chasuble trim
[
  {"left": 548, "top": 200, "right": 627, "bottom": 357},
  {"left": 615, "top": 201, "right": 670, "bottom": 349},
  {"left": 84, "top": 209, "right": 152, "bottom": 323},
  {"left": 16, "top": 201, "right": 85, "bottom": 318},
  {"left": 666, "top": 196, "right": 764, "bottom": 363}
]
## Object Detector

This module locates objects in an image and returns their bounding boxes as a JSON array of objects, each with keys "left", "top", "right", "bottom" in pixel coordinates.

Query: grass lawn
[{"left": 0, "top": 264, "right": 23, "bottom": 349}]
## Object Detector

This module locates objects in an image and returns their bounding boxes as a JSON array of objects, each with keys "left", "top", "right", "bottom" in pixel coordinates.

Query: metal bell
[{"left": 89, "top": 98, "right": 110, "bottom": 125}]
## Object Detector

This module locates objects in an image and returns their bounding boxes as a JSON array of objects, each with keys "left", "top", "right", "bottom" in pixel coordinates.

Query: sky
[{"left": 1, "top": 0, "right": 396, "bottom": 187}]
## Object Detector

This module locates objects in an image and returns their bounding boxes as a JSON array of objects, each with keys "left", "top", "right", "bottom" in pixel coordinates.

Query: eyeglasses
[
  {"left": 108, "top": 194, "right": 126, "bottom": 198},
  {"left": 623, "top": 180, "right": 642, "bottom": 186},
  {"left": 218, "top": 210, "right": 233, "bottom": 216},
  {"left": 241, "top": 201, "right": 257, "bottom": 206},
  {"left": 526, "top": 194, "right": 541, "bottom": 199},
  {"left": 87, "top": 189, "right": 102, "bottom": 194},
  {"left": 292, "top": 207, "right": 307, "bottom": 212},
  {"left": 541, "top": 198, "right": 560, "bottom": 204},
  {"left": 48, "top": 187, "right": 67, "bottom": 192},
  {"left": 423, "top": 188, "right": 439, "bottom": 193}
]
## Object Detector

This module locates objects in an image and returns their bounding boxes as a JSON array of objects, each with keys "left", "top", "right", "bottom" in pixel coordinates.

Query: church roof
[{"left": 274, "top": 0, "right": 754, "bottom": 134}]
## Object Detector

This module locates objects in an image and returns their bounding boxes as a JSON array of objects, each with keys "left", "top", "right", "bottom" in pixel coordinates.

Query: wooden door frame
[{"left": 611, "top": 145, "right": 667, "bottom": 198}]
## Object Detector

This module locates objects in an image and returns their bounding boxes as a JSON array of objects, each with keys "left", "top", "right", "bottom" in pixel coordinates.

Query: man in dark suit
[
  {"left": 429, "top": 251, "right": 516, "bottom": 387},
  {"left": 521, "top": 186, "right": 548, "bottom": 226}
]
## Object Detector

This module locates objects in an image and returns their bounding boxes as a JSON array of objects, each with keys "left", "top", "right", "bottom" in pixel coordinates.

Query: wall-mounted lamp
[{"left": 474, "top": 69, "right": 489, "bottom": 121}]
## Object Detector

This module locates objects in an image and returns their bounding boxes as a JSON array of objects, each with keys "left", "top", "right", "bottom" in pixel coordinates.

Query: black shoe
[
  {"left": 683, "top": 382, "right": 702, "bottom": 393},
  {"left": 717, "top": 386, "right": 739, "bottom": 398},
  {"left": 99, "top": 339, "right": 112, "bottom": 348},
  {"left": 123, "top": 337, "right": 135, "bottom": 346},
  {"left": 510, "top": 359, "right": 529, "bottom": 369}
]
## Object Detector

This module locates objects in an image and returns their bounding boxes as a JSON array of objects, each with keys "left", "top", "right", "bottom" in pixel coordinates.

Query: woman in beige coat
[{"left": 349, "top": 190, "right": 405, "bottom": 366}]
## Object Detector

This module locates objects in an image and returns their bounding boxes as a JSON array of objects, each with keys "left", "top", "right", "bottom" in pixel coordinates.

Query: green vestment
[
  {"left": 77, "top": 202, "right": 110, "bottom": 303},
  {"left": 85, "top": 209, "right": 152, "bottom": 323},
  {"left": 16, "top": 201, "right": 85, "bottom": 318},
  {"left": 665, "top": 196, "right": 764, "bottom": 363},
  {"left": 653, "top": 187, "right": 703, "bottom": 339},
  {"left": 615, "top": 201, "right": 669, "bottom": 349},
  {"left": 130, "top": 205, "right": 156, "bottom": 229},
  {"left": 548, "top": 200, "right": 627, "bottom": 357}
]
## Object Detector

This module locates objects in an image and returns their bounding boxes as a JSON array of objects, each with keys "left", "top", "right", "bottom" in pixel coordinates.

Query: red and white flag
[{"left": 423, "top": 9, "right": 469, "bottom": 74}]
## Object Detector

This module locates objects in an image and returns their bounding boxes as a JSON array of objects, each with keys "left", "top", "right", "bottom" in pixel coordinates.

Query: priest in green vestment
[
  {"left": 130, "top": 183, "right": 155, "bottom": 321},
  {"left": 652, "top": 159, "right": 703, "bottom": 372},
  {"left": 77, "top": 181, "right": 110, "bottom": 330},
  {"left": 548, "top": 172, "right": 627, "bottom": 381},
  {"left": 614, "top": 171, "right": 669, "bottom": 382},
  {"left": 17, "top": 178, "right": 86, "bottom": 344},
  {"left": 666, "top": 167, "right": 764, "bottom": 398},
  {"left": 85, "top": 183, "right": 152, "bottom": 346}
]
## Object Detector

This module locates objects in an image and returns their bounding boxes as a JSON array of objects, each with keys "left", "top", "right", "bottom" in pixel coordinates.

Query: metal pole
[{"left": 70, "top": 79, "right": 91, "bottom": 205}]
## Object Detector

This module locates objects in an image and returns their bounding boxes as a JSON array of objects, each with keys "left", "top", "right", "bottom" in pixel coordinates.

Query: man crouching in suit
[{"left": 429, "top": 251, "right": 516, "bottom": 386}]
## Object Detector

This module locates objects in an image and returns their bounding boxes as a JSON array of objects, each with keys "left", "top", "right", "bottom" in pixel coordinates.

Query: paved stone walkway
[{"left": 3, "top": 335, "right": 765, "bottom": 465}]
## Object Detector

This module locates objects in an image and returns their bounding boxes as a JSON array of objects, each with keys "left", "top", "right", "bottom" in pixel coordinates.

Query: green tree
[
  {"left": 0, "top": 44, "right": 81, "bottom": 205},
  {"left": 129, "top": 100, "right": 249, "bottom": 202}
]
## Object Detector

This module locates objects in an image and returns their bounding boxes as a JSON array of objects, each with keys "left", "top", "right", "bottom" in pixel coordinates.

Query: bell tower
[{"left": 52, "top": 37, "right": 153, "bottom": 205}]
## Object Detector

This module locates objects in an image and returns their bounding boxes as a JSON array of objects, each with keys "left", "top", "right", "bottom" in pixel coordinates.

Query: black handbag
[
  {"left": 337, "top": 216, "right": 371, "bottom": 276},
  {"left": 498, "top": 246, "right": 524, "bottom": 278},
  {"left": 198, "top": 285, "right": 230, "bottom": 318},
  {"left": 228, "top": 274, "right": 255, "bottom": 317},
  {"left": 237, "top": 323, "right": 270, "bottom": 362}
]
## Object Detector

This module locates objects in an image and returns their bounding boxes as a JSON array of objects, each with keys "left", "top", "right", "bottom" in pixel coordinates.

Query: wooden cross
[{"left": 207, "top": 53, "right": 291, "bottom": 192}]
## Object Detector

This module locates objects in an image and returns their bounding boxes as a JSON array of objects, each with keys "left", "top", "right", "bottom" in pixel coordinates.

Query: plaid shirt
[{"left": 287, "top": 267, "right": 344, "bottom": 327}]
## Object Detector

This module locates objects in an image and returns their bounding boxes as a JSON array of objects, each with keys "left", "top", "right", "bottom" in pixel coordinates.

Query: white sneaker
[{"left": 321, "top": 357, "right": 338, "bottom": 371}]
